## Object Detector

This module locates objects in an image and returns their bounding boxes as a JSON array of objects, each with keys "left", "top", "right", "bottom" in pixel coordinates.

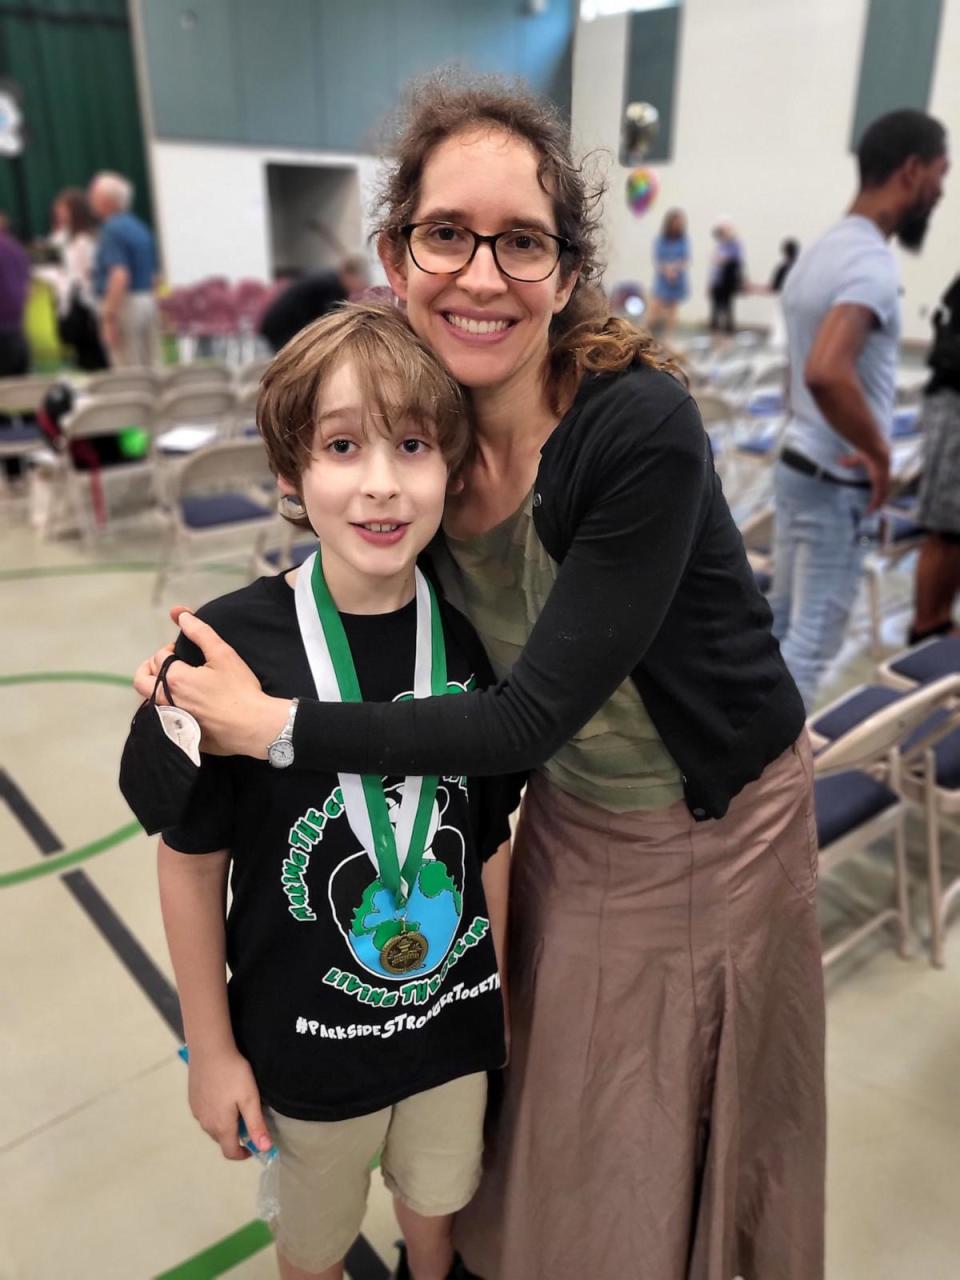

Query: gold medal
[{"left": 381, "top": 930, "right": 429, "bottom": 974}]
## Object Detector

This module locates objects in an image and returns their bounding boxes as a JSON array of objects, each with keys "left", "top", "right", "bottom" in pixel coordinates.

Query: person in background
[
  {"left": 0, "top": 211, "right": 30, "bottom": 376},
  {"left": 51, "top": 188, "right": 108, "bottom": 371},
  {"left": 909, "top": 273, "right": 960, "bottom": 644},
  {"left": 769, "top": 108, "right": 949, "bottom": 709},
  {"left": 88, "top": 171, "right": 160, "bottom": 367},
  {"left": 258, "top": 254, "right": 370, "bottom": 353},
  {"left": 770, "top": 237, "right": 800, "bottom": 293},
  {"left": 646, "top": 207, "right": 689, "bottom": 338},
  {"left": 707, "top": 218, "right": 744, "bottom": 334}
]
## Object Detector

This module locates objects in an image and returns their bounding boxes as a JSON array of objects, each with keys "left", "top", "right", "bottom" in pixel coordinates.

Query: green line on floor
[
  {"left": 0, "top": 670, "right": 131, "bottom": 689},
  {"left": 154, "top": 1220, "right": 273, "bottom": 1279},
  {"left": 0, "top": 672, "right": 144, "bottom": 887},
  {"left": 0, "top": 819, "right": 143, "bottom": 887}
]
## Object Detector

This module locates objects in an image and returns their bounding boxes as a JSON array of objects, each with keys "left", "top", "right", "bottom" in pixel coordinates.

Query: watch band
[{"left": 267, "top": 698, "right": 299, "bottom": 768}]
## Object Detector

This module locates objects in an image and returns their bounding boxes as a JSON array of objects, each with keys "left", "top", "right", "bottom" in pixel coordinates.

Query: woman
[
  {"left": 50, "top": 188, "right": 108, "bottom": 370},
  {"left": 707, "top": 219, "right": 745, "bottom": 335},
  {"left": 647, "top": 207, "right": 690, "bottom": 337},
  {"left": 138, "top": 76, "right": 825, "bottom": 1280}
]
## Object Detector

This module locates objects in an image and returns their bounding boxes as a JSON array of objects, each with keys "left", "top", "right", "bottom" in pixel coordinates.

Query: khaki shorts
[{"left": 265, "top": 1072, "right": 488, "bottom": 1273}]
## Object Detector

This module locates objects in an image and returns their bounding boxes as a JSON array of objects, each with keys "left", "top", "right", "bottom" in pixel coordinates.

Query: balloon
[
  {"left": 609, "top": 281, "right": 646, "bottom": 320},
  {"left": 625, "top": 168, "right": 659, "bottom": 218},
  {"left": 620, "top": 101, "right": 660, "bottom": 166}
]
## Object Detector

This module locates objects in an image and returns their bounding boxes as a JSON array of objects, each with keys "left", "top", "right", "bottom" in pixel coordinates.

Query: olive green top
[{"left": 437, "top": 490, "right": 684, "bottom": 813}]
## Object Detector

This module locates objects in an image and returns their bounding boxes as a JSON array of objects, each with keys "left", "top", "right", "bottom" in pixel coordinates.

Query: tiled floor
[{"left": 2, "top": 502, "right": 959, "bottom": 1279}]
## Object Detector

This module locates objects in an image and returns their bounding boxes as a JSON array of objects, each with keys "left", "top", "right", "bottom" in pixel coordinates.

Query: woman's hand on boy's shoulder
[{"left": 133, "top": 607, "right": 288, "bottom": 758}]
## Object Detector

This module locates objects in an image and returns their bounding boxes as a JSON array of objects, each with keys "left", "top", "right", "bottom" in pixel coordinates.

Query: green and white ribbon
[{"left": 294, "top": 550, "right": 447, "bottom": 905}]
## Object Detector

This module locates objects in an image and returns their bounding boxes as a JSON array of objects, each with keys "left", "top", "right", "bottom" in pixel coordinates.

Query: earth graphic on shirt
[{"left": 328, "top": 780, "right": 466, "bottom": 981}]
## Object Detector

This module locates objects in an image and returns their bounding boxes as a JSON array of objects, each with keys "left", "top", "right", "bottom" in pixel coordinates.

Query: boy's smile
[{"left": 281, "top": 356, "right": 449, "bottom": 614}]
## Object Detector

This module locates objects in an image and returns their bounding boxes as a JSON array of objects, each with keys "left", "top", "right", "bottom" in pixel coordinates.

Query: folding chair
[
  {"left": 253, "top": 523, "right": 317, "bottom": 577},
  {"left": 84, "top": 368, "right": 160, "bottom": 398},
  {"left": 877, "top": 635, "right": 960, "bottom": 691},
  {"left": 236, "top": 357, "right": 271, "bottom": 389},
  {"left": 161, "top": 360, "right": 233, "bottom": 393},
  {"left": 810, "top": 675, "right": 960, "bottom": 968},
  {"left": 156, "top": 384, "right": 237, "bottom": 440},
  {"left": 233, "top": 381, "right": 260, "bottom": 438},
  {"left": 739, "top": 505, "right": 773, "bottom": 592},
  {"left": 54, "top": 392, "right": 158, "bottom": 541},
  {"left": 153, "top": 438, "right": 280, "bottom": 601},
  {"left": 695, "top": 391, "right": 743, "bottom": 473},
  {"left": 0, "top": 373, "right": 59, "bottom": 416},
  {"left": 0, "top": 375, "right": 55, "bottom": 504},
  {"left": 898, "top": 709, "right": 960, "bottom": 966}
]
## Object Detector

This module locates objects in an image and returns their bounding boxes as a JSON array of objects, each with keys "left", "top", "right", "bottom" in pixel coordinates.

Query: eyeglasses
[{"left": 401, "top": 221, "right": 574, "bottom": 283}]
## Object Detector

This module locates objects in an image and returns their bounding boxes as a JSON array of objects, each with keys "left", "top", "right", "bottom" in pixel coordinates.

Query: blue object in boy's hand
[{"left": 177, "top": 1044, "right": 279, "bottom": 1164}]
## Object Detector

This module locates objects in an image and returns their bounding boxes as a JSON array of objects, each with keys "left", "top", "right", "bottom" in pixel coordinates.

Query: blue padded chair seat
[
  {"left": 263, "top": 541, "right": 316, "bottom": 569},
  {"left": 0, "top": 423, "right": 45, "bottom": 446},
  {"left": 811, "top": 684, "right": 903, "bottom": 741},
  {"left": 815, "top": 770, "right": 898, "bottom": 847},
  {"left": 737, "top": 433, "right": 776, "bottom": 456},
  {"left": 748, "top": 390, "right": 783, "bottom": 416},
  {"left": 180, "top": 493, "right": 270, "bottom": 529},
  {"left": 888, "top": 636, "right": 960, "bottom": 685},
  {"left": 892, "top": 407, "right": 920, "bottom": 438},
  {"left": 930, "top": 728, "right": 960, "bottom": 789}
]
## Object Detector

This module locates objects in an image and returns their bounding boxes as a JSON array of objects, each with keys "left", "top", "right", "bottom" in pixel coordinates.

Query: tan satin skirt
[{"left": 456, "top": 736, "right": 826, "bottom": 1280}]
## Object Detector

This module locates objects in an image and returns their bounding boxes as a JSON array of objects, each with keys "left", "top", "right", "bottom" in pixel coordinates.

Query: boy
[{"left": 155, "top": 302, "right": 515, "bottom": 1280}]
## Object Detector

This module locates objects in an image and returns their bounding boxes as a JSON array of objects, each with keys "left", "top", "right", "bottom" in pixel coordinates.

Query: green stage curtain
[{"left": 0, "top": 0, "right": 151, "bottom": 240}]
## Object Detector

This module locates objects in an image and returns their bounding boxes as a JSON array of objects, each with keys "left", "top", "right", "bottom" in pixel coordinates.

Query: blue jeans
[{"left": 768, "top": 462, "right": 871, "bottom": 710}]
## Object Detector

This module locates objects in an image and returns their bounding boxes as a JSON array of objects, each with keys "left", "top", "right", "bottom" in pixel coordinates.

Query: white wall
[
  {"left": 572, "top": 0, "right": 960, "bottom": 343},
  {"left": 150, "top": 140, "right": 386, "bottom": 286}
]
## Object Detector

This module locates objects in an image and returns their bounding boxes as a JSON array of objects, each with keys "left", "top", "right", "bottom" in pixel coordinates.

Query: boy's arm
[
  {"left": 157, "top": 839, "right": 272, "bottom": 1159},
  {"left": 481, "top": 838, "right": 511, "bottom": 1042}
]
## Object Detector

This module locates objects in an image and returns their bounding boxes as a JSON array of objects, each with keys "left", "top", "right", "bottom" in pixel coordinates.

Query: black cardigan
[{"left": 292, "top": 363, "right": 805, "bottom": 820}]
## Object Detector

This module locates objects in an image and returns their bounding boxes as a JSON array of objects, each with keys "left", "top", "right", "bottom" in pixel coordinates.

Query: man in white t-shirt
[{"left": 769, "top": 109, "right": 949, "bottom": 708}]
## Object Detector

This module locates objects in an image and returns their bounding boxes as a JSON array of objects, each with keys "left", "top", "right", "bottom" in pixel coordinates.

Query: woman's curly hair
[{"left": 373, "top": 70, "right": 685, "bottom": 413}]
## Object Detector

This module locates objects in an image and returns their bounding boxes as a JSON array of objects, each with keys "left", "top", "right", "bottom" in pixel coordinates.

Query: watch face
[{"left": 268, "top": 738, "right": 295, "bottom": 769}]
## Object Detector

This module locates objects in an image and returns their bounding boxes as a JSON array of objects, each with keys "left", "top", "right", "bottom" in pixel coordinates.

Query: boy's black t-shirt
[{"left": 163, "top": 572, "right": 519, "bottom": 1122}]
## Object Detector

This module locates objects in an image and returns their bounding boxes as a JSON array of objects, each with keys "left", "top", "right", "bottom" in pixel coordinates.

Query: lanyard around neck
[{"left": 294, "top": 550, "right": 447, "bottom": 906}]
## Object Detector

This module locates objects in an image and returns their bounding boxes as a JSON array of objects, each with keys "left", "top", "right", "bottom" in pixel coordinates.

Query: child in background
[{"left": 152, "top": 302, "right": 516, "bottom": 1280}]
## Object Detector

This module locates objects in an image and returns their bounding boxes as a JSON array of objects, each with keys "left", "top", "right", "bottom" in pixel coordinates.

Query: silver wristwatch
[{"left": 267, "top": 698, "right": 299, "bottom": 768}]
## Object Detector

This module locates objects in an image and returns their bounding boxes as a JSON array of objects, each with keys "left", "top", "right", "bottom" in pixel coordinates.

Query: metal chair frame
[{"left": 810, "top": 675, "right": 960, "bottom": 968}]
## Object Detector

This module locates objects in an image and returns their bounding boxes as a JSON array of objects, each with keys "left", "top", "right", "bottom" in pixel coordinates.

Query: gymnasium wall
[
  {"left": 134, "top": 0, "right": 958, "bottom": 341},
  {"left": 133, "top": 0, "right": 575, "bottom": 284},
  {"left": 572, "top": 0, "right": 959, "bottom": 344},
  {"left": 147, "top": 140, "right": 383, "bottom": 285}
]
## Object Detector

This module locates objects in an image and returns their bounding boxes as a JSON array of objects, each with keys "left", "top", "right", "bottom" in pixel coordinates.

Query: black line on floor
[
  {"left": 346, "top": 1234, "right": 391, "bottom": 1280},
  {"left": 2, "top": 769, "right": 391, "bottom": 1277},
  {"left": 2, "top": 769, "right": 183, "bottom": 1036},
  {"left": 61, "top": 870, "right": 185, "bottom": 1039},
  {"left": 0, "top": 768, "right": 61, "bottom": 854}
]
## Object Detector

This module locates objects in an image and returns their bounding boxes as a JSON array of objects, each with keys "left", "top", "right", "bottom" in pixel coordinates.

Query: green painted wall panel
[
  {"left": 851, "top": 0, "right": 943, "bottom": 148},
  {"left": 235, "top": 0, "right": 319, "bottom": 149},
  {"left": 622, "top": 3, "right": 683, "bottom": 165},
  {"left": 139, "top": 0, "right": 244, "bottom": 143},
  {"left": 141, "top": 0, "right": 575, "bottom": 152}
]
